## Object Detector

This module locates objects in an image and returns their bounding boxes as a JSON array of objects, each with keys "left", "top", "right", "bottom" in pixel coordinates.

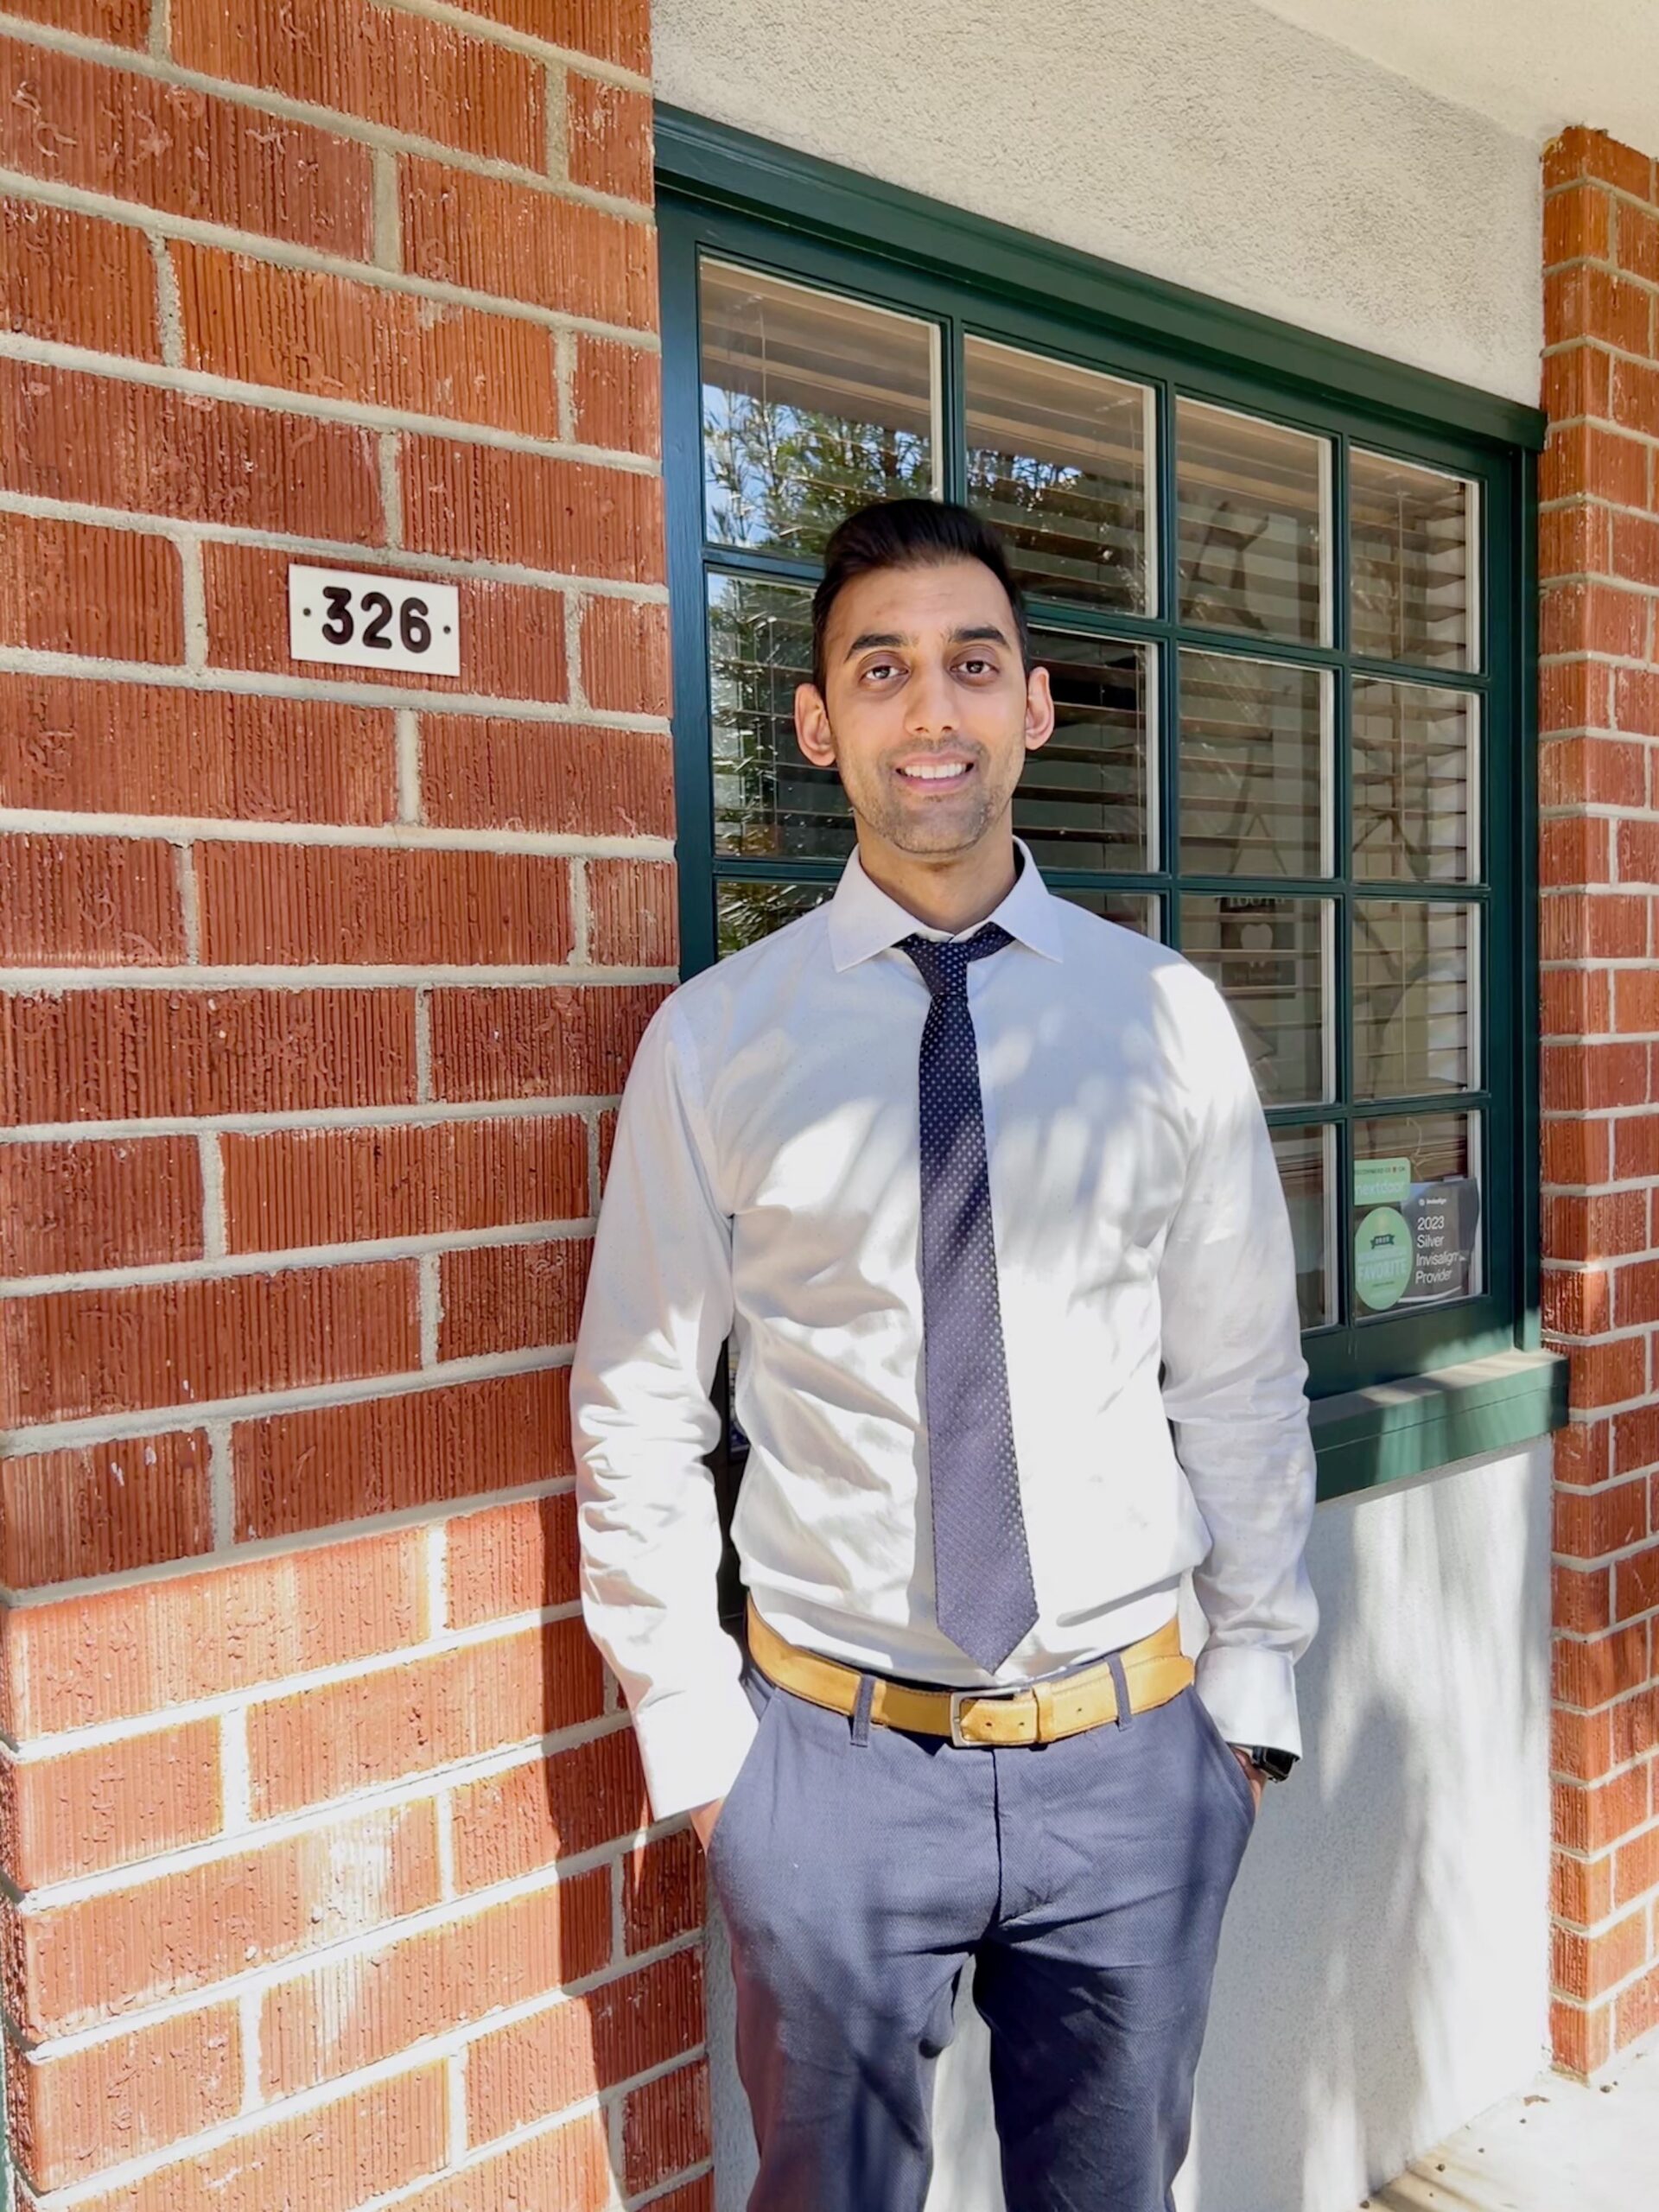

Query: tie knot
[{"left": 899, "top": 922, "right": 1013, "bottom": 998}]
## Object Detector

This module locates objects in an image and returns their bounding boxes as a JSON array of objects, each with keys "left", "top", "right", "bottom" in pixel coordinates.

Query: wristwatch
[{"left": 1236, "top": 1745, "right": 1298, "bottom": 1783}]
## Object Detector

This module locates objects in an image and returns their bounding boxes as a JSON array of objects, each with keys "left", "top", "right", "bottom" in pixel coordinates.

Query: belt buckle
[
  {"left": 949, "top": 1685, "right": 1028, "bottom": 1747},
  {"left": 948, "top": 1690, "right": 982, "bottom": 1748}
]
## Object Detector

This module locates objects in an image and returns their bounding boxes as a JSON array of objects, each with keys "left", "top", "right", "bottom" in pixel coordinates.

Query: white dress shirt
[{"left": 572, "top": 840, "right": 1319, "bottom": 1818}]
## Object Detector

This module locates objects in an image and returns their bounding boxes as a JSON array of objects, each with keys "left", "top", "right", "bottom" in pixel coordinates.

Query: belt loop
[
  {"left": 850, "top": 1671, "right": 876, "bottom": 1747},
  {"left": 1105, "top": 1649, "right": 1132, "bottom": 1728}
]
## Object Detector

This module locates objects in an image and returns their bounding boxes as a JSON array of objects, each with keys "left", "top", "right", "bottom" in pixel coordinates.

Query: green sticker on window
[
  {"left": 1354, "top": 1155, "right": 1412, "bottom": 1208},
  {"left": 1355, "top": 1205, "right": 1414, "bottom": 1311}
]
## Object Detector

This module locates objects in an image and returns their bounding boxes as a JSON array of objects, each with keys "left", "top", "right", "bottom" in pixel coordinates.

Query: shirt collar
[{"left": 825, "top": 837, "right": 1065, "bottom": 973}]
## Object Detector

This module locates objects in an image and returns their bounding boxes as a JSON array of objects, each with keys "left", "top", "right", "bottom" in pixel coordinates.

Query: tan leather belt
[{"left": 746, "top": 1600, "right": 1193, "bottom": 1747}]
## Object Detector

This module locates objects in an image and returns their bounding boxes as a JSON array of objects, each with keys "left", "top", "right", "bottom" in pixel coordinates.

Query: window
[{"left": 658, "top": 128, "right": 1538, "bottom": 1409}]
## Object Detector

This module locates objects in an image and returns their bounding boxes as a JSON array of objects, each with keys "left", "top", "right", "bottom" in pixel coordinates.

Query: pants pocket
[
  {"left": 1185, "top": 1687, "right": 1258, "bottom": 1826},
  {"left": 706, "top": 1668, "right": 780, "bottom": 1878}
]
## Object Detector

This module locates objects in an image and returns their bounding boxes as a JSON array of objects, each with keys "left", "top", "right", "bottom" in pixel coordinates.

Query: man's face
[{"left": 794, "top": 558, "right": 1054, "bottom": 861}]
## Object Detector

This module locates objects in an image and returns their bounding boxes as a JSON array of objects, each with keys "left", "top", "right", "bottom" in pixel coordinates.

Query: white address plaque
[{"left": 288, "top": 564, "right": 461, "bottom": 677}]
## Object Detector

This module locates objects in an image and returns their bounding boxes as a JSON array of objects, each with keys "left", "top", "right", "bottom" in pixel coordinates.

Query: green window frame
[{"left": 657, "top": 109, "right": 1565, "bottom": 1492}]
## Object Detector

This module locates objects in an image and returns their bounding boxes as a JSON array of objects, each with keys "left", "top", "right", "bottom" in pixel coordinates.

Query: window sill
[{"left": 1310, "top": 1347, "right": 1568, "bottom": 1503}]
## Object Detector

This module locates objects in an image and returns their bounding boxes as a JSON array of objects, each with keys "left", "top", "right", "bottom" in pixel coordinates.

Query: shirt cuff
[
  {"left": 628, "top": 1676, "right": 760, "bottom": 1821},
  {"left": 1193, "top": 1643, "right": 1303, "bottom": 1760}
]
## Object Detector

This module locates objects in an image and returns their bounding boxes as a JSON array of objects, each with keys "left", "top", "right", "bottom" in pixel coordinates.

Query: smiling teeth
[{"left": 901, "top": 763, "right": 968, "bottom": 780}]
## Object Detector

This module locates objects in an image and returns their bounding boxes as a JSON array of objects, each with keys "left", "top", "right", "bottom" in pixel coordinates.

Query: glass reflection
[
  {"left": 1181, "top": 894, "right": 1329, "bottom": 1106},
  {"left": 1178, "top": 398, "right": 1328, "bottom": 644},
  {"left": 1352, "top": 680, "right": 1478, "bottom": 883},
  {"left": 1179, "top": 652, "right": 1326, "bottom": 879},
  {"left": 709, "top": 574, "right": 852, "bottom": 861},
  {"left": 1351, "top": 450, "right": 1476, "bottom": 670},
  {"left": 717, "top": 878, "right": 834, "bottom": 957},
  {"left": 1272, "top": 1123, "right": 1335, "bottom": 1329},
  {"left": 1353, "top": 900, "right": 1476, "bottom": 1099},
  {"left": 1018, "top": 633, "right": 1150, "bottom": 871}
]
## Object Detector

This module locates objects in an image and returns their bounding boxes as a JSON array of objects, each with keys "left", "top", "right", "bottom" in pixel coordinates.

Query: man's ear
[
  {"left": 1023, "top": 663, "right": 1056, "bottom": 755},
  {"left": 796, "top": 682, "right": 836, "bottom": 769}
]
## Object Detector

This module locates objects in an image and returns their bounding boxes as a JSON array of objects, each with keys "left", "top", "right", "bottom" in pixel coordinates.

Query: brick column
[
  {"left": 1541, "top": 124, "right": 1659, "bottom": 2076},
  {"left": 0, "top": 4, "right": 706, "bottom": 2205}
]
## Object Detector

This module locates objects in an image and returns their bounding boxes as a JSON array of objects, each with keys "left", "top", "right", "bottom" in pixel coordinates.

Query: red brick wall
[
  {"left": 1541, "top": 124, "right": 1659, "bottom": 2077},
  {"left": 0, "top": 3, "right": 706, "bottom": 2203}
]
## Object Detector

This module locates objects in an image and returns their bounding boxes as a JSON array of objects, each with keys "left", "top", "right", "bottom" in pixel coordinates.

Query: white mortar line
[
  {"left": 173, "top": 839, "right": 200, "bottom": 963},
  {"left": 0, "top": 327, "right": 660, "bottom": 467},
  {"left": 2, "top": 1224, "right": 583, "bottom": 1300},
  {"left": 435, "top": 1788, "right": 457, "bottom": 1905},
  {"left": 0, "top": 963, "right": 677, "bottom": 992},
  {"left": 145, "top": 0, "right": 168, "bottom": 63},
  {"left": 148, "top": 232, "right": 182, "bottom": 369},
  {"left": 446, "top": 2046, "right": 467, "bottom": 2164},
  {"left": 564, "top": 589, "right": 588, "bottom": 709},
  {"left": 414, "top": 984, "right": 434, "bottom": 1103},
  {"left": 569, "top": 856, "right": 592, "bottom": 965},
  {"left": 544, "top": 56, "right": 569, "bottom": 183},
  {"left": 394, "top": 707, "right": 423, "bottom": 824},
  {"left": 371, "top": 148, "right": 403, "bottom": 274},
  {"left": 237, "top": 1984, "right": 262, "bottom": 2114},
  {"left": 196, "top": 1133, "right": 227, "bottom": 1260},
  {"left": 219, "top": 1707, "right": 251, "bottom": 1835},
  {"left": 417, "top": 1250, "right": 443, "bottom": 1369},
  {"left": 585, "top": 1111, "right": 603, "bottom": 1217},
  {"left": 361, "top": 0, "right": 652, "bottom": 89},
  {"left": 0, "top": 807, "right": 671, "bottom": 854},
  {"left": 0, "top": 1472, "right": 576, "bottom": 1620},
  {"left": 175, "top": 531, "right": 210, "bottom": 670},
  {"left": 205, "top": 1418, "right": 234, "bottom": 1550},
  {"left": 425, "top": 1521, "right": 449, "bottom": 1636},
  {"left": 378, "top": 429, "right": 405, "bottom": 547},
  {"left": 553, "top": 327, "right": 577, "bottom": 445},
  {"left": 3, "top": 1095, "right": 624, "bottom": 1145}
]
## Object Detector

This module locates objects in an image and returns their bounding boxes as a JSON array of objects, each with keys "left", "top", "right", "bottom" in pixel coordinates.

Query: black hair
[{"left": 809, "top": 498, "right": 1031, "bottom": 695}]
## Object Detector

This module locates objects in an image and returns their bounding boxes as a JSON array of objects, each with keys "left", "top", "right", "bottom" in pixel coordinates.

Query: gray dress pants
[{"left": 708, "top": 1659, "right": 1256, "bottom": 2212}]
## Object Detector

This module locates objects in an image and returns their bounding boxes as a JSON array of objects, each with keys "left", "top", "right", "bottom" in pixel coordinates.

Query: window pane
[
  {"left": 1181, "top": 894, "right": 1330, "bottom": 1105},
  {"left": 1273, "top": 1123, "right": 1335, "bottom": 1329},
  {"left": 1056, "top": 887, "right": 1160, "bottom": 937},
  {"left": 965, "top": 336, "right": 1152, "bottom": 612},
  {"left": 1019, "top": 633, "right": 1151, "bottom": 870},
  {"left": 709, "top": 574, "right": 852, "bottom": 861},
  {"left": 1179, "top": 652, "right": 1326, "bottom": 879},
  {"left": 1353, "top": 900, "right": 1476, "bottom": 1100},
  {"left": 717, "top": 878, "right": 833, "bottom": 957},
  {"left": 1352, "top": 679, "right": 1477, "bottom": 883},
  {"left": 1177, "top": 398, "right": 1327, "bottom": 644},
  {"left": 1353, "top": 1111, "right": 1482, "bottom": 1313},
  {"left": 1351, "top": 450, "right": 1476, "bottom": 670},
  {"left": 700, "top": 260, "right": 936, "bottom": 559}
]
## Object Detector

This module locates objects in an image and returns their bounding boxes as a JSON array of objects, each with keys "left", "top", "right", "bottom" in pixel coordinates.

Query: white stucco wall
[
  {"left": 707, "top": 1441, "right": 1554, "bottom": 2211},
  {"left": 652, "top": 0, "right": 1545, "bottom": 405}
]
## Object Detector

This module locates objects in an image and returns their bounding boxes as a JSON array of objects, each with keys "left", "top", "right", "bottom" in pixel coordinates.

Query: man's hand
[
  {"left": 689, "top": 1797, "right": 726, "bottom": 1851},
  {"left": 1230, "top": 1747, "right": 1266, "bottom": 1816}
]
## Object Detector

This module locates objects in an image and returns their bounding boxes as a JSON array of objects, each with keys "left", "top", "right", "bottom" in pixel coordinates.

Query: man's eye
[
  {"left": 960, "top": 657, "right": 995, "bottom": 677},
  {"left": 862, "top": 660, "right": 899, "bottom": 681}
]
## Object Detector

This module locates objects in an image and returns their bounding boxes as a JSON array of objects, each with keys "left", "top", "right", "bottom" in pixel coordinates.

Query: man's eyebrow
[{"left": 841, "top": 623, "right": 1013, "bottom": 659}]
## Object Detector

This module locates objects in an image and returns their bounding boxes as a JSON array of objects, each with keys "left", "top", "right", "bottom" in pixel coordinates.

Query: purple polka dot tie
[{"left": 900, "top": 924, "right": 1039, "bottom": 1674}]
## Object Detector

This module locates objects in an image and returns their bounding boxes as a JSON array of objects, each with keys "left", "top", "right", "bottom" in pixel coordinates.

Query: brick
[
  {"left": 625, "top": 1829, "right": 703, "bottom": 1955},
  {"left": 588, "top": 858, "right": 677, "bottom": 968},
  {"left": 1546, "top": 128, "right": 1656, "bottom": 204},
  {"left": 597, "top": 1104, "right": 617, "bottom": 1186},
  {"left": 1557, "top": 1416, "right": 1613, "bottom": 1487},
  {"left": 0, "top": 1719, "right": 220, "bottom": 1888},
  {"left": 1541, "top": 425, "right": 1649, "bottom": 507},
  {"left": 1551, "top": 1844, "right": 1613, "bottom": 1927},
  {"left": 0, "top": 361, "right": 382, "bottom": 543},
  {"left": 625, "top": 2060, "right": 712, "bottom": 2197},
  {"left": 567, "top": 73, "right": 652, "bottom": 203},
  {"left": 1614, "top": 1402, "right": 1659, "bottom": 1475},
  {"left": 1616, "top": 967, "right": 1659, "bottom": 1032},
  {"left": 0, "top": 1135, "right": 200, "bottom": 1277},
  {"left": 446, "top": 1492, "right": 582, "bottom": 1629},
  {"left": 572, "top": 334, "right": 662, "bottom": 457},
  {"left": 245, "top": 1618, "right": 604, "bottom": 1817},
  {"left": 1611, "top": 507, "right": 1659, "bottom": 587},
  {"left": 0, "top": 832, "right": 183, "bottom": 967},
  {"left": 1540, "top": 656, "right": 1611, "bottom": 734},
  {"left": 1551, "top": 1994, "right": 1613, "bottom": 2078},
  {"left": 430, "top": 982, "right": 666, "bottom": 1102},
  {"left": 1543, "top": 1263, "right": 1610, "bottom": 1338},
  {"left": 1623, "top": 820, "right": 1659, "bottom": 883},
  {"left": 0, "top": 1529, "right": 426, "bottom": 1737},
  {"left": 0, "top": 1430, "right": 213, "bottom": 1589},
  {"left": 1616, "top": 1959, "right": 1659, "bottom": 2049},
  {"left": 467, "top": 1949, "right": 702, "bottom": 2145},
  {"left": 1541, "top": 892, "right": 1648, "bottom": 961},
  {"left": 6, "top": 2002, "right": 239, "bottom": 2194},
  {"left": 1541, "top": 346, "right": 1613, "bottom": 428},
  {"left": 401, "top": 156, "right": 656, "bottom": 330},
  {"left": 449, "top": 1727, "right": 646, "bottom": 1891},
  {"left": 196, "top": 843, "right": 574, "bottom": 968},
  {"left": 1555, "top": 1561, "right": 1615, "bottom": 1637},
  {"left": 1544, "top": 183, "right": 1613, "bottom": 267},
  {"left": 582, "top": 590, "right": 671, "bottom": 716},
  {"left": 1541, "top": 499, "right": 1610, "bottom": 580},
  {"left": 0, "top": 677, "right": 397, "bottom": 825},
  {"left": 1615, "top": 1541, "right": 1659, "bottom": 1619},
  {"left": 403, "top": 438, "right": 663, "bottom": 582},
  {"left": 261, "top": 1871, "right": 610, "bottom": 2094},
  {"left": 174, "top": 244, "right": 558, "bottom": 438},
  {"left": 1567, "top": 1335, "right": 1648, "bottom": 1412},
  {"left": 1552, "top": 1907, "right": 1649, "bottom": 2001},
  {"left": 440, "top": 1236, "right": 594, "bottom": 1359},
  {"left": 0, "top": 987, "right": 416, "bottom": 1126},
  {"left": 0, "top": 39, "right": 372, "bottom": 255},
  {"left": 173, "top": 0, "right": 544, "bottom": 167},
  {"left": 1544, "top": 1114, "right": 1611, "bottom": 1187},
  {"left": 1541, "top": 813, "right": 1612, "bottom": 886},
  {"left": 1546, "top": 265, "right": 1654, "bottom": 355},
  {"left": 1617, "top": 1257, "right": 1659, "bottom": 1327},
  {"left": 234, "top": 1367, "right": 574, "bottom": 1539},
  {"left": 1541, "top": 582, "right": 1647, "bottom": 663},
  {"left": 1, "top": 200, "right": 157, "bottom": 358},
  {"left": 451, "top": 0, "right": 649, "bottom": 72},
  {"left": 224, "top": 1116, "right": 587, "bottom": 1251},
  {"left": 72, "top": 2063, "right": 447, "bottom": 2212},
  {"left": 3, "top": 1, "right": 145, "bottom": 44},
  {"left": 0, "top": 512, "right": 182, "bottom": 664},
  {"left": 652, "top": 2179, "right": 716, "bottom": 2212},
  {"left": 1615, "top": 1821, "right": 1659, "bottom": 1904},
  {"left": 1616, "top": 1112, "right": 1659, "bottom": 1178},
  {"left": 1619, "top": 203, "right": 1659, "bottom": 287},
  {"left": 1616, "top": 666, "right": 1659, "bottom": 736},
  {"left": 1553, "top": 1763, "right": 1650, "bottom": 1853},
  {"left": 0, "top": 1261, "right": 417, "bottom": 1426},
  {"left": 1541, "top": 964, "right": 1609, "bottom": 1037},
  {"left": 202, "top": 541, "right": 568, "bottom": 706},
  {"left": 3, "top": 1800, "right": 440, "bottom": 2036},
  {"left": 1613, "top": 356, "right": 1659, "bottom": 442},
  {"left": 421, "top": 714, "right": 671, "bottom": 838},
  {"left": 391, "top": 2113, "right": 610, "bottom": 2212},
  {"left": 1541, "top": 1039, "right": 1644, "bottom": 1111},
  {"left": 1545, "top": 1191, "right": 1649, "bottom": 1262},
  {"left": 1555, "top": 1480, "right": 1650, "bottom": 1562}
]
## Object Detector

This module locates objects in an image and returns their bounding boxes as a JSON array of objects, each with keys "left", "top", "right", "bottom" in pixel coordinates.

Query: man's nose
[{"left": 904, "top": 662, "right": 958, "bottom": 735}]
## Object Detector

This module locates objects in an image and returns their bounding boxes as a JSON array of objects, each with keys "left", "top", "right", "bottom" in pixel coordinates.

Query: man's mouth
[{"left": 895, "top": 759, "right": 975, "bottom": 788}]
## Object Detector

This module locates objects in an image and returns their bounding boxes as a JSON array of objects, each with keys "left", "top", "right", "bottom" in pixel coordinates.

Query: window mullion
[{"left": 1155, "top": 375, "right": 1180, "bottom": 938}]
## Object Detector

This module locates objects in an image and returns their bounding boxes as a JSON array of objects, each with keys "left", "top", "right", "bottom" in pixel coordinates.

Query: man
[{"left": 572, "top": 499, "right": 1318, "bottom": 2212}]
